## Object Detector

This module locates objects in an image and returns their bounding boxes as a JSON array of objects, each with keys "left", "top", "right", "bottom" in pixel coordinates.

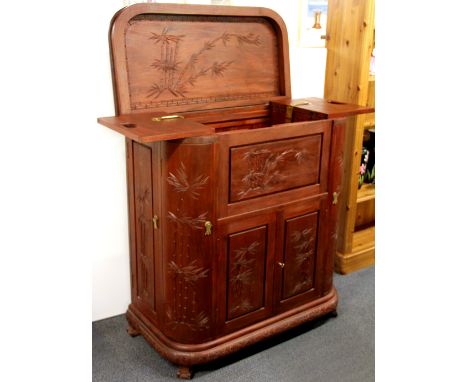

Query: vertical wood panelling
[{"left": 324, "top": 0, "right": 375, "bottom": 255}]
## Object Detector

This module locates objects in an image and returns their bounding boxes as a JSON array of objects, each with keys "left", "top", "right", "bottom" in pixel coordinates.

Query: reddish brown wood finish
[
  {"left": 281, "top": 211, "right": 319, "bottom": 300},
  {"left": 323, "top": 119, "right": 347, "bottom": 294},
  {"left": 227, "top": 225, "right": 268, "bottom": 321},
  {"left": 97, "top": 113, "right": 214, "bottom": 143},
  {"left": 216, "top": 120, "right": 331, "bottom": 218},
  {"left": 161, "top": 139, "right": 217, "bottom": 344},
  {"left": 215, "top": 210, "right": 276, "bottom": 335},
  {"left": 126, "top": 286, "right": 337, "bottom": 367},
  {"left": 98, "top": 3, "right": 373, "bottom": 379},
  {"left": 273, "top": 196, "right": 328, "bottom": 313},
  {"left": 229, "top": 135, "right": 322, "bottom": 202},
  {"left": 109, "top": 3, "right": 291, "bottom": 115},
  {"left": 271, "top": 97, "right": 374, "bottom": 124}
]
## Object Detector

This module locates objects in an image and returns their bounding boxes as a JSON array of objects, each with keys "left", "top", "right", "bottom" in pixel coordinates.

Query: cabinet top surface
[
  {"left": 98, "top": 113, "right": 215, "bottom": 143},
  {"left": 274, "top": 97, "right": 375, "bottom": 118},
  {"left": 109, "top": 3, "right": 291, "bottom": 115}
]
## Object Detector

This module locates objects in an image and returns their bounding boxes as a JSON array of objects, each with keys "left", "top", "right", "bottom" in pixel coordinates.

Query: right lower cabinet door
[
  {"left": 215, "top": 209, "right": 277, "bottom": 335},
  {"left": 273, "top": 196, "right": 329, "bottom": 313}
]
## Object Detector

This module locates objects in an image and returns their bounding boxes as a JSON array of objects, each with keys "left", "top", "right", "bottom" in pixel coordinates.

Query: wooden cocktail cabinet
[{"left": 98, "top": 3, "right": 373, "bottom": 379}]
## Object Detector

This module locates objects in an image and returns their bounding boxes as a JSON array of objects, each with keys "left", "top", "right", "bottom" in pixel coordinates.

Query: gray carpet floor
[{"left": 93, "top": 266, "right": 374, "bottom": 382}]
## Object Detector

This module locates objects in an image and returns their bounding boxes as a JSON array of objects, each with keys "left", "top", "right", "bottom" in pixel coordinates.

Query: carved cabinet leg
[
  {"left": 177, "top": 366, "right": 193, "bottom": 380},
  {"left": 329, "top": 309, "right": 338, "bottom": 318},
  {"left": 127, "top": 322, "right": 140, "bottom": 337}
]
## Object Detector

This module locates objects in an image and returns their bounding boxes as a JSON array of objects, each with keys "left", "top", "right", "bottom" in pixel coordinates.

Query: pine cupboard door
[
  {"left": 273, "top": 196, "right": 329, "bottom": 313},
  {"left": 215, "top": 210, "right": 276, "bottom": 335}
]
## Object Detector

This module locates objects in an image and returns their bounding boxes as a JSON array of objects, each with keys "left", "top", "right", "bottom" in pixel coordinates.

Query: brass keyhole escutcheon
[
  {"left": 332, "top": 192, "right": 339, "bottom": 205},
  {"left": 278, "top": 262, "right": 285, "bottom": 268},
  {"left": 204, "top": 221, "right": 213, "bottom": 236},
  {"left": 152, "top": 215, "right": 159, "bottom": 229}
]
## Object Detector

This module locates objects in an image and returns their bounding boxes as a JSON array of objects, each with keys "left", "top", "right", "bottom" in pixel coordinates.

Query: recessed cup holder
[{"left": 122, "top": 123, "right": 136, "bottom": 128}]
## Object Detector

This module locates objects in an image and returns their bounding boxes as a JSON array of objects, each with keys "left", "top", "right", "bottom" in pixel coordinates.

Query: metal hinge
[{"left": 152, "top": 215, "right": 159, "bottom": 229}]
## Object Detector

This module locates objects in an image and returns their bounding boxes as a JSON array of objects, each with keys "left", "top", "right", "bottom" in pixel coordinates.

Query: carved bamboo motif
[
  {"left": 148, "top": 28, "right": 261, "bottom": 99},
  {"left": 166, "top": 161, "right": 211, "bottom": 331},
  {"left": 239, "top": 148, "right": 309, "bottom": 198}
]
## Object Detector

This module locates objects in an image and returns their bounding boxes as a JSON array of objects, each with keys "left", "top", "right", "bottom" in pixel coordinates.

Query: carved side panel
[
  {"left": 229, "top": 135, "right": 322, "bottom": 202},
  {"left": 133, "top": 143, "right": 155, "bottom": 309},
  {"left": 162, "top": 141, "right": 215, "bottom": 343},
  {"left": 281, "top": 212, "right": 319, "bottom": 301},
  {"left": 227, "top": 226, "right": 267, "bottom": 321}
]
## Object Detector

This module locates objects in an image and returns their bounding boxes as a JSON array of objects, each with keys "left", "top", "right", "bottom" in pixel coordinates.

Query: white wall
[
  {"left": 92, "top": 0, "right": 327, "bottom": 321},
  {"left": 91, "top": 0, "right": 133, "bottom": 322}
]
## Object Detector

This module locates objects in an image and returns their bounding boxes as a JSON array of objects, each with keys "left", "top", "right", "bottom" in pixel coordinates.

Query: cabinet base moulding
[{"left": 126, "top": 287, "right": 338, "bottom": 369}]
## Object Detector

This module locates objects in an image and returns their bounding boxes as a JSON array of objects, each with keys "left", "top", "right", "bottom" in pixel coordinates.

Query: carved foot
[
  {"left": 329, "top": 309, "right": 338, "bottom": 318},
  {"left": 127, "top": 322, "right": 140, "bottom": 337},
  {"left": 177, "top": 366, "right": 193, "bottom": 380}
]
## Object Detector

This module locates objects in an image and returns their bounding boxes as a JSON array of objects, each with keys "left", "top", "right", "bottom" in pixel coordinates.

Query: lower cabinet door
[
  {"left": 215, "top": 210, "right": 276, "bottom": 334},
  {"left": 273, "top": 196, "right": 328, "bottom": 313}
]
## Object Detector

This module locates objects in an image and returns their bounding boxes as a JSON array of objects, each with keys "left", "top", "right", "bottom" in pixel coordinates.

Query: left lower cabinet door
[{"left": 215, "top": 210, "right": 277, "bottom": 335}]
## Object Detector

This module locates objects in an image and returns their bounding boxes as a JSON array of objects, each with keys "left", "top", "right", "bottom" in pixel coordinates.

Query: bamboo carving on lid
[{"left": 121, "top": 15, "right": 282, "bottom": 112}]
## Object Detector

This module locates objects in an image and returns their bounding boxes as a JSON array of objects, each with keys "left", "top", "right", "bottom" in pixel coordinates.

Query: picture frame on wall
[{"left": 298, "top": 0, "right": 328, "bottom": 48}]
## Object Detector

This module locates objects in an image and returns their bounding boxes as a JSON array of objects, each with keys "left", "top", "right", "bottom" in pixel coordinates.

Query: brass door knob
[
  {"left": 277, "top": 262, "right": 285, "bottom": 268},
  {"left": 204, "top": 221, "right": 213, "bottom": 236}
]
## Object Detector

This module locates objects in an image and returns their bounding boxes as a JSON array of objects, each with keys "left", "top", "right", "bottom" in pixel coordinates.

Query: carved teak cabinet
[{"left": 98, "top": 3, "right": 373, "bottom": 379}]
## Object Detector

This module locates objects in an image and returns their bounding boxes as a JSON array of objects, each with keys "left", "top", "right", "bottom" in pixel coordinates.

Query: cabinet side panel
[
  {"left": 133, "top": 143, "right": 155, "bottom": 310},
  {"left": 151, "top": 142, "right": 163, "bottom": 322},
  {"left": 324, "top": 119, "right": 346, "bottom": 291},
  {"left": 162, "top": 141, "right": 215, "bottom": 344},
  {"left": 281, "top": 212, "right": 319, "bottom": 300},
  {"left": 227, "top": 225, "right": 267, "bottom": 321},
  {"left": 126, "top": 139, "right": 137, "bottom": 303}
]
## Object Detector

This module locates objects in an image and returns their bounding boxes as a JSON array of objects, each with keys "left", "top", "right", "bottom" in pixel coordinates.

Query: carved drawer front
[
  {"left": 229, "top": 135, "right": 322, "bottom": 202},
  {"left": 216, "top": 211, "right": 276, "bottom": 334}
]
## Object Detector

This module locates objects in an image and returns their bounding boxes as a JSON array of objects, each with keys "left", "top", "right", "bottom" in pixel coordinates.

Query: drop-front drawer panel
[{"left": 229, "top": 135, "right": 322, "bottom": 202}]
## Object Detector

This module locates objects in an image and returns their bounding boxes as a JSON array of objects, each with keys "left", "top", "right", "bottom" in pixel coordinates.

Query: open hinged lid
[{"left": 108, "top": 3, "right": 291, "bottom": 116}]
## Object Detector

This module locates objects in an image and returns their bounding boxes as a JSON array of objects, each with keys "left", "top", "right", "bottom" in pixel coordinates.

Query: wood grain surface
[{"left": 98, "top": 2, "right": 374, "bottom": 378}]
